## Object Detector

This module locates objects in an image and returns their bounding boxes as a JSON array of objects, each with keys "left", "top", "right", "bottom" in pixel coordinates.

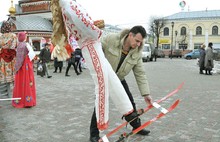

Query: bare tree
[{"left": 148, "top": 17, "right": 166, "bottom": 48}]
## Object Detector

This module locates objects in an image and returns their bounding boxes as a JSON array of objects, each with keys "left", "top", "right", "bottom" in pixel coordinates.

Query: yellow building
[{"left": 159, "top": 10, "right": 220, "bottom": 52}]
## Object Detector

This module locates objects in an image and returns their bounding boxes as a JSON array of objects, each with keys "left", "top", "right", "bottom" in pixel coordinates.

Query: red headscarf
[{"left": 18, "top": 32, "right": 26, "bottom": 42}]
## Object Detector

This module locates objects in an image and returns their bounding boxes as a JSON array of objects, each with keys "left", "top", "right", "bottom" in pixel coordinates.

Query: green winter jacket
[{"left": 101, "top": 29, "right": 150, "bottom": 96}]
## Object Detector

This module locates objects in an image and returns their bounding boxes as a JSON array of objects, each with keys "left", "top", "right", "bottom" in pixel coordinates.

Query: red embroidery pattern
[
  {"left": 61, "top": 1, "right": 100, "bottom": 42},
  {"left": 61, "top": 0, "right": 106, "bottom": 129},
  {"left": 83, "top": 40, "right": 106, "bottom": 129}
]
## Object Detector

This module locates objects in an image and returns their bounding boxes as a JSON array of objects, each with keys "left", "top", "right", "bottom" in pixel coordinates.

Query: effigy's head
[
  {"left": 1, "top": 21, "right": 12, "bottom": 33},
  {"left": 58, "top": 0, "right": 103, "bottom": 45},
  {"left": 0, "top": 21, "right": 17, "bottom": 49}
]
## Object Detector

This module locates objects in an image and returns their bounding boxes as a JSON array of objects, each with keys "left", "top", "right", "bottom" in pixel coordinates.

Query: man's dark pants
[{"left": 90, "top": 79, "right": 137, "bottom": 137}]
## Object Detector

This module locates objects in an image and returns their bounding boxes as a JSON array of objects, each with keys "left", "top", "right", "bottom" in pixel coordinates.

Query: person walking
[
  {"left": 65, "top": 51, "right": 79, "bottom": 76},
  {"left": 74, "top": 48, "right": 83, "bottom": 75},
  {"left": 205, "top": 42, "right": 214, "bottom": 75},
  {"left": 199, "top": 44, "right": 206, "bottom": 74},
  {"left": 53, "top": 57, "right": 63, "bottom": 73},
  {"left": 154, "top": 47, "right": 158, "bottom": 62},
  {"left": 12, "top": 32, "right": 36, "bottom": 108},
  {"left": 38, "top": 43, "right": 52, "bottom": 78}
]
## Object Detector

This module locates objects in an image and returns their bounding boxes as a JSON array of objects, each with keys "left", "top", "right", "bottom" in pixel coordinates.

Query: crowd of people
[
  {"left": 0, "top": 19, "right": 85, "bottom": 109},
  {"left": 37, "top": 42, "right": 84, "bottom": 78}
]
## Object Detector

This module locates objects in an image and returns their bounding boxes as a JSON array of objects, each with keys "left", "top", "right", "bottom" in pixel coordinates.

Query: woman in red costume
[{"left": 12, "top": 32, "right": 36, "bottom": 108}]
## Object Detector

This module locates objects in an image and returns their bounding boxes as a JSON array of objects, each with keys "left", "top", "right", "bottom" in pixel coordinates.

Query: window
[
  {"left": 143, "top": 44, "right": 150, "bottom": 52},
  {"left": 196, "top": 26, "right": 202, "bottom": 35},
  {"left": 194, "top": 43, "right": 202, "bottom": 49},
  {"left": 212, "top": 26, "right": 218, "bottom": 35},
  {"left": 180, "top": 27, "right": 186, "bottom": 35},
  {"left": 33, "top": 41, "right": 40, "bottom": 51},
  {"left": 163, "top": 27, "right": 169, "bottom": 36},
  {"left": 162, "top": 44, "right": 170, "bottom": 49},
  {"left": 179, "top": 44, "right": 187, "bottom": 50}
]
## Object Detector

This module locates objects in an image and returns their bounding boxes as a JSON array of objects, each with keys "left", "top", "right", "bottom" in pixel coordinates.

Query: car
[
  {"left": 142, "top": 43, "right": 152, "bottom": 62},
  {"left": 157, "top": 49, "right": 165, "bottom": 58},
  {"left": 184, "top": 49, "right": 200, "bottom": 60},
  {"left": 168, "top": 49, "right": 182, "bottom": 58},
  {"left": 213, "top": 48, "right": 220, "bottom": 61},
  {"left": 151, "top": 47, "right": 165, "bottom": 59}
]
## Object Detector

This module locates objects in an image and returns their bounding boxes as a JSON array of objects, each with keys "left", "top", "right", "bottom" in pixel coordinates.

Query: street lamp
[
  {"left": 170, "top": 22, "right": 174, "bottom": 59},
  {"left": 175, "top": 30, "right": 178, "bottom": 49}
]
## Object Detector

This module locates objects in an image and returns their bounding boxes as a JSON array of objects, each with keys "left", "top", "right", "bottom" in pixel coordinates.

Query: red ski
[
  {"left": 115, "top": 99, "right": 180, "bottom": 142},
  {"left": 100, "top": 82, "right": 184, "bottom": 141}
]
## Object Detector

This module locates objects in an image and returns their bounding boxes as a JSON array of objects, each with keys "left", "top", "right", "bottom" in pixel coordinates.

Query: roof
[
  {"left": 13, "top": 15, "right": 52, "bottom": 31},
  {"left": 165, "top": 10, "right": 220, "bottom": 20}
]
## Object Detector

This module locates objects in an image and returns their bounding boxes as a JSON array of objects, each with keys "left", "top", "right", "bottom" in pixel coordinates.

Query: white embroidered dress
[{"left": 59, "top": 0, "right": 133, "bottom": 130}]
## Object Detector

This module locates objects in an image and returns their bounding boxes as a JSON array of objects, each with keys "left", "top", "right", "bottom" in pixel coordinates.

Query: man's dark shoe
[
  {"left": 47, "top": 76, "right": 52, "bottom": 78},
  {"left": 134, "top": 129, "right": 150, "bottom": 135},
  {"left": 90, "top": 136, "right": 100, "bottom": 142},
  {"left": 65, "top": 74, "right": 70, "bottom": 77}
]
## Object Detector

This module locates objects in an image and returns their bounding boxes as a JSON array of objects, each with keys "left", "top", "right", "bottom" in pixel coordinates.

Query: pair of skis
[
  {"left": 115, "top": 100, "right": 180, "bottom": 142},
  {"left": 100, "top": 82, "right": 184, "bottom": 142}
]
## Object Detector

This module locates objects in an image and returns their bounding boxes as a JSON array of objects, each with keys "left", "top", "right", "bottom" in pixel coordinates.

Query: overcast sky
[{"left": 0, "top": 0, "right": 220, "bottom": 29}]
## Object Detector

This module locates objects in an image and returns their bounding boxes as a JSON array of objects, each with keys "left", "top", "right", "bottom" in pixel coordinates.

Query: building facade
[
  {"left": 159, "top": 10, "right": 220, "bottom": 52},
  {"left": 6, "top": 0, "right": 52, "bottom": 54}
]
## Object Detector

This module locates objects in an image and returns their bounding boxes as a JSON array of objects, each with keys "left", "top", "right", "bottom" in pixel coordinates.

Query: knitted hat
[
  {"left": 18, "top": 32, "right": 26, "bottom": 42},
  {"left": 201, "top": 44, "right": 206, "bottom": 48}
]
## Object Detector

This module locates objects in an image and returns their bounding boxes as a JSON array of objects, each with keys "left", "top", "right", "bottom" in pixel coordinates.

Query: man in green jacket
[{"left": 90, "top": 25, "right": 153, "bottom": 142}]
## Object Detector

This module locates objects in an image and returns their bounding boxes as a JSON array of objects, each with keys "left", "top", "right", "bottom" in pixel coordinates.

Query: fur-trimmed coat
[
  {"left": 101, "top": 29, "right": 150, "bottom": 96},
  {"left": 205, "top": 46, "right": 214, "bottom": 70}
]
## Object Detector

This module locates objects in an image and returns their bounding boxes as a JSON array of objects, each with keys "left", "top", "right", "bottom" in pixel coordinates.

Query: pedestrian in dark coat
[
  {"left": 38, "top": 43, "right": 52, "bottom": 78},
  {"left": 74, "top": 48, "right": 83, "bottom": 74},
  {"left": 205, "top": 42, "right": 214, "bottom": 75},
  {"left": 154, "top": 47, "right": 158, "bottom": 62},
  {"left": 53, "top": 57, "right": 63, "bottom": 73},
  {"left": 199, "top": 44, "right": 206, "bottom": 74},
  {"left": 65, "top": 51, "right": 79, "bottom": 76}
]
